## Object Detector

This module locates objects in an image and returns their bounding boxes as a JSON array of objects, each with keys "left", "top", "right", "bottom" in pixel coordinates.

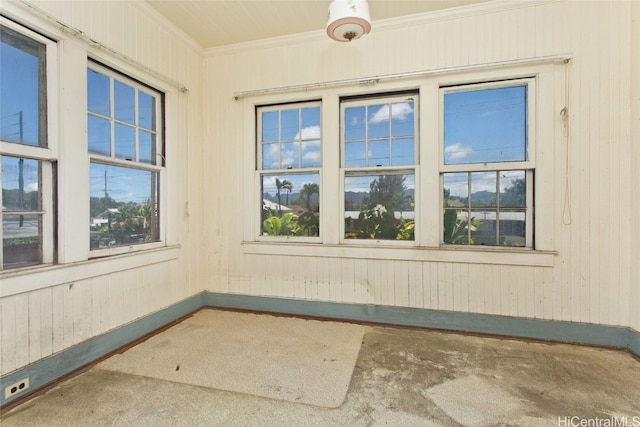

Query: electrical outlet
[{"left": 4, "top": 377, "right": 29, "bottom": 399}]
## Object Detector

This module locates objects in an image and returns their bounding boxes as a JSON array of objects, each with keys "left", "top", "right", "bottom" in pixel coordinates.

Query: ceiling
[{"left": 145, "top": 0, "right": 487, "bottom": 49}]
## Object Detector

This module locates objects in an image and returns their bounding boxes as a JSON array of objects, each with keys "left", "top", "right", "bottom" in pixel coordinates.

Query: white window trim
[
  {"left": 86, "top": 61, "right": 166, "bottom": 258},
  {"left": 439, "top": 78, "right": 536, "bottom": 248},
  {"left": 241, "top": 65, "right": 557, "bottom": 265},
  {"left": 255, "top": 101, "right": 323, "bottom": 243},
  {"left": 339, "top": 93, "right": 420, "bottom": 246},
  {"left": 0, "top": 17, "right": 58, "bottom": 271}
]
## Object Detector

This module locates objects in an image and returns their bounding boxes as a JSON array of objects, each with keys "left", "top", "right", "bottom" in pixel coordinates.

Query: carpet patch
[{"left": 98, "top": 309, "right": 365, "bottom": 408}]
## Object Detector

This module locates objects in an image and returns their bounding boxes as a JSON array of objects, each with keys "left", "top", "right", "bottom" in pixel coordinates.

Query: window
[
  {"left": 87, "top": 62, "right": 163, "bottom": 251},
  {"left": 257, "top": 102, "right": 321, "bottom": 238},
  {"left": 441, "top": 81, "right": 534, "bottom": 247},
  {"left": 1, "top": 21, "right": 55, "bottom": 270},
  {"left": 245, "top": 71, "right": 550, "bottom": 259},
  {"left": 341, "top": 93, "right": 418, "bottom": 241}
]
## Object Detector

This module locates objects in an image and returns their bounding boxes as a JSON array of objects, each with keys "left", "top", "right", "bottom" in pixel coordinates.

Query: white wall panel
[
  {"left": 203, "top": 0, "right": 637, "bottom": 331},
  {"left": 0, "top": 0, "right": 203, "bottom": 376}
]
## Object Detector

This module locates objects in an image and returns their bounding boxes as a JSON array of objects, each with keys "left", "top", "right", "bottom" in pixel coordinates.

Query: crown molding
[{"left": 204, "top": 0, "right": 562, "bottom": 58}]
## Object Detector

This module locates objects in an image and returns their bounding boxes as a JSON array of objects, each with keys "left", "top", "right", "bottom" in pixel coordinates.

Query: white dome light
[{"left": 326, "top": 0, "right": 371, "bottom": 42}]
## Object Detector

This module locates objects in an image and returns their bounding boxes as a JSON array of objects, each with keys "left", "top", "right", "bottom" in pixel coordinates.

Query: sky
[
  {"left": 443, "top": 85, "right": 527, "bottom": 195},
  {"left": 444, "top": 85, "right": 526, "bottom": 165},
  {"left": 1, "top": 30, "right": 41, "bottom": 146}
]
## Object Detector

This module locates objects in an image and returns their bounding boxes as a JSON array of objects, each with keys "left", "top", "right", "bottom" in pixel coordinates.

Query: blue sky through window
[
  {"left": 444, "top": 85, "right": 526, "bottom": 165},
  {"left": 344, "top": 100, "right": 415, "bottom": 168},
  {"left": 1, "top": 28, "right": 43, "bottom": 146}
]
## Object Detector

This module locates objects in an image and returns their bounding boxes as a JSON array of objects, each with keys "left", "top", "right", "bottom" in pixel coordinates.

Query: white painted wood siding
[
  {"left": 203, "top": 1, "right": 637, "bottom": 329},
  {"left": 0, "top": 1, "right": 204, "bottom": 375}
]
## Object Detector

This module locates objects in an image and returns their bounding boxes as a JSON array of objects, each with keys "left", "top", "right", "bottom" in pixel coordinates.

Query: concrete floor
[{"left": 2, "top": 310, "right": 639, "bottom": 426}]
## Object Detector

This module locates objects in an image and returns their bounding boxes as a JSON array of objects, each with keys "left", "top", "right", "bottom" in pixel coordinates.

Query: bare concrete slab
[{"left": 2, "top": 310, "right": 639, "bottom": 426}]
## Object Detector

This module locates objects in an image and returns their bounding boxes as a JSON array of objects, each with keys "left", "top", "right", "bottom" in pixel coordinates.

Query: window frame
[
  {"left": 87, "top": 60, "right": 166, "bottom": 257},
  {"left": 0, "top": 17, "right": 57, "bottom": 271},
  {"left": 339, "top": 92, "right": 420, "bottom": 245},
  {"left": 255, "top": 100, "right": 322, "bottom": 243},
  {"left": 243, "top": 64, "right": 556, "bottom": 265},
  {"left": 439, "top": 78, "right": 536, "bottom": 248}
]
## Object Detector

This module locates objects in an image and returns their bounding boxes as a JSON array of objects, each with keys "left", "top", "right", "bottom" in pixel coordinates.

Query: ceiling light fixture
[{"left": 326, "top": 0, "right": 371, "bottom": 42}]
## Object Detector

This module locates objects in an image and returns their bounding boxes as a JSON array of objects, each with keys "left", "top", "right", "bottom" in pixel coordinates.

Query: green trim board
[
  {"left": 2, "top": 291, "right": 638, "bottom": 410},
  {"left": 203, "top": 293, "right": 639, "bottom": 353},
  {"left": 0, "top": 292, "right": 205, "bottom": 409}
]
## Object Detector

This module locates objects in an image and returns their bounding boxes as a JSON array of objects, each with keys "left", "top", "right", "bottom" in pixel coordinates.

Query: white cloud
[
  {"left": 444, "top": 143, "right": 472, "bottom": 160},
  {"left": 26, "top": 182, "right": 39, "bottom": 192},
  {"left": 370, "top": 102, "right": 413, "bottom": 124},
  {"left": 302, "top": 151, "right": 320, "bottom": 162},
  {"left": 295, "top": 125, "right": 320, "bottom": 140}
]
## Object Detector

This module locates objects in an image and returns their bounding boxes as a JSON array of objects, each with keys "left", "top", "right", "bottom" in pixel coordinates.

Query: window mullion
[
  {"left": 109, "top": 77, "right": 115, "bottom": 158},
  {"left": 495, "top": 171, "right": 500, "bottom": 246}
]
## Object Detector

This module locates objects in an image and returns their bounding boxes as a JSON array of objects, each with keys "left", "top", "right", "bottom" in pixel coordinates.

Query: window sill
[
  {"left": 242, "top": 241, "right": 556, "bottom": 267},
  {"left": 0, "top": 245, "right": 181, "bottom": 297}
]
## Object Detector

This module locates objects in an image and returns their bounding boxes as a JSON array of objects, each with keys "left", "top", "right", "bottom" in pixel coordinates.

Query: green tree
[
  {"left": 501, "top": 178, "right": 526, "bottom": 207},
  {"left": 365, "top": 175, "right": 412, "bottom": 212},
  {"left": 299, "top": 182, "right": 319, "bottom": 211},
  {"left": 274, "top": 178, "right": 293, "bottom": 213}
]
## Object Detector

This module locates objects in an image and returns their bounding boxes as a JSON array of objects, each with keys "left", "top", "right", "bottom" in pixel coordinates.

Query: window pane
[
  {"left": 368, "top": 140, "right": 390, "bottom": 167},
  {"left": 344, "top": 174, "right": 415, "bottom": 240},
  {"left": 345, "top": 141, "right": 366, "bottom": 168},
  {"left": 391, "top": 101, "right": 415, "bottom": 137},
  {"left": 114, "top": 123, "right": 135, "bottom": 161},
  {"left": 89, "top": 163, "right": 159, "bottom": 249},
  {"left": 262, "top": 142, "right": 279, "bottom": 170},
  {"left": 0, "top": 25, "right": 46, "bottom": 147},
  {"left": 470, "top": 209, "right": 495, "bottom": 245},
  {"left": 1, "top": 156, "right": 40, "bottom": 211},
  {"left": 262, "top": 111, "right": 279, "bottom": 142},
  {"left": 500, "top": 170, "right": 526, "bottom": 208},
  {"left": 3, "top": 214, "right": 42, "bottom": 268},
  {"left": 301, "top": 140, "right": 320, "bottom": 168},
  {"left": 345, "top": 106, "right": 365, "bottom": 140},
  {"left": 261, "top": 174, "right": 319, "bottom": 237},
  {"left": 499, "top": 210, "right": 526, "bottom": 247},
  {"left": 443, "top": 173, "right": 470, "bottom": 244},
  {"left": 344, "top": 99, "right": 416, "bottom": 169},
  {"left": 301, "top": 107, "right": 320, "bottom": 137},
  {"left": 88, "top": 115, "right": 111, "bottom": 156},
  {"left": 392, "top": 138, "right": 414, "bottom": 166},
  {"left": 444, "top": 85, "right": 526, "bottom": 164},
  {"left": 114, "top": 80, "right": 135, "bottom": 124},
  {"left": 280, "top": 142, "right": 299, "bottom": 169},
  {"left": 138, "top": 91, "right": 155, "bottom": 130},
  {"left": 87, "top": 68, "right": 110, "bottom": 117},
  {"left": 139, "top": 130, "right": 156, "bottom": 165},
  {"left": 470, "top": 172, "right": 497, "bottom": 208},
  {"left": 2, "top": 155, "right": 43, "bottom": 269},
  {"left": 443, "top": 170, "right": 528, "bottom": 246},
  {"left": 368, "top": 104, "right": 390, "bottom": 138},
  {"left": 259, "top": 103, "right": 320, "bottom": 171},
  {"left": 281, "top": 109, "right": 299, "bottom": 140}
]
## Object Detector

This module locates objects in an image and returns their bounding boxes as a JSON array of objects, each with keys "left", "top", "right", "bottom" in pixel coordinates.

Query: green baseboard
[
  {"left": 2, "top": 291, "right": 638, "bottom": 410},
  {"left": 204, "top": 293, "right": 639, "bottom": 353},
  {"left": 0, "top": 292, "right": 205, "bottom": 409}
]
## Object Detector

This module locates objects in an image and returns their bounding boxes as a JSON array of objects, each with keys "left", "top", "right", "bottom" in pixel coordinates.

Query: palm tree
[
  {"left": 274, "top": 178, "right": 293, "bottom": 214},
  {"left": 299, "top": 182, "right": 319, "bottom": 211}
]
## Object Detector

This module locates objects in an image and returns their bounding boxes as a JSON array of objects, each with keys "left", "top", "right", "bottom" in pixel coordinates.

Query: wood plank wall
[
  {"left": 0, "top": 1, "right": 204, "bottom": 375},
  {"left": 1, "top": 0, "right": 637, "bottom": 379},
  {"left": 203, "top": 1, "right": 637, "bottom": 328}
]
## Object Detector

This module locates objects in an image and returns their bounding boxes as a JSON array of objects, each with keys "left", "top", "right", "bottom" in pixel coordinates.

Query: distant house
[{"left": 90, "top": 208, "right": 119, "bottom": 227}]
